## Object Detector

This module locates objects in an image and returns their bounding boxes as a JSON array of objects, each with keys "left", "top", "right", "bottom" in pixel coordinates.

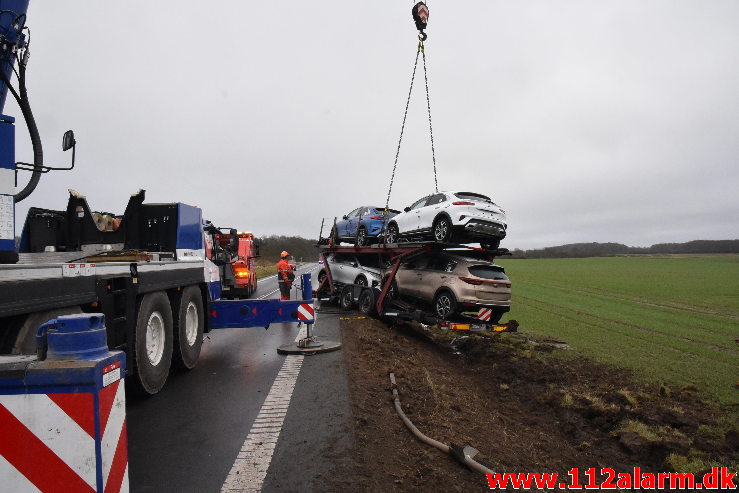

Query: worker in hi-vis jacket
[{"left": 276, "top": 251, "right": 295, "bottom": 300}]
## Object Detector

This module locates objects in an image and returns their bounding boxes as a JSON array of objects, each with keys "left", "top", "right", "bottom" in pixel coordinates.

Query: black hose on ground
[{"left": 388, "top": 372, "right": 494, "bottom": 476}]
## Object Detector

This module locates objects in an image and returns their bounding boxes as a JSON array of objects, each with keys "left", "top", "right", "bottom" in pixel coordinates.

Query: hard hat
[{"left": 281, "top": 251, "right": 289, "bottom": 258}]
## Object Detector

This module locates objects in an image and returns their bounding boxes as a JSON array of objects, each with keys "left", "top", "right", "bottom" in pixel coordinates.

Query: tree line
[
  {"left": 509, "top": 239, "right": 739, "bottom": 259},
  {"left": 256, "top": 235, "right": 319, "bottom": 262}
]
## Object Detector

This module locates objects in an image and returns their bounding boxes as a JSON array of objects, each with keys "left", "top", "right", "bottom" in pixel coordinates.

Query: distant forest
[
  {"left": 509, "top": 239, "right": 739, "bottom": 259},
  {"left": 254, "top": 237, "right": 739, "bottom": 262},
  {"left": 257, "top": 235, "right": 319, "bottom": 262}
]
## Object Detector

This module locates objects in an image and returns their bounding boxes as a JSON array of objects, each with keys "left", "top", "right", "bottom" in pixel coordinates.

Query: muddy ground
[{"left": 323, "top": 313, "right": 737, "bottom": 492}]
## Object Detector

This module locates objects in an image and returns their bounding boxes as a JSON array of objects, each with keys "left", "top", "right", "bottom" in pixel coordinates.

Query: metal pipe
[{"left": 388, "top": 372, "right": 495, "bottom": 476}]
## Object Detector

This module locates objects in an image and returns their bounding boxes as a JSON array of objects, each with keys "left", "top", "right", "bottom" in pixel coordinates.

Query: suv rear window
[
  {"left": 468, "top": 265, "right": 508, "bottom": 280},
  {"left": 455, "top": 192, "right": 493, "bottom": 203}
]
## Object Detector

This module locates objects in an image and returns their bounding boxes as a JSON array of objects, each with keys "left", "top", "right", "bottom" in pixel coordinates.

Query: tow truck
[
  {"left": 208, "top": 227, "right": 260, "bottom": 298},
  {"left": 0, "top": 1, "right": 314, "bottom": 395}
]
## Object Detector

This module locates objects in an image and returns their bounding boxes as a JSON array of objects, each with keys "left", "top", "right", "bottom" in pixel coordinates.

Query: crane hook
[{"left": 412, "top": 2, "right": 429, "bottom": 39}]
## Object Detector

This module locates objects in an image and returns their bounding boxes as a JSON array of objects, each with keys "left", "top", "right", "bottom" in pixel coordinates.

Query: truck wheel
[
  {"left": 134, "top": 292, "right": 173, "bottom": 395},
  {"left": 340, "top": 285, "right": 354, "bottom": 311},
  {"left": 173, "top": 286, "right": 204, "bottom": 370},
  {"left": 2, "top": 306, "right": 82, "bottom": 354},
  {"left": 358, "top": 288, "right": 377, "bottom": 316},
  {"left": 433, "top": 290, "right": 457, "bottom": 320},
  {"left": 433, "top": 216, "right": 453, "bottom": 243}
]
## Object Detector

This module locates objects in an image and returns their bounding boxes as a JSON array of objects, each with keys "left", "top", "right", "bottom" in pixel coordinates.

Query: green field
[{"left": 497, "top": 255, "right": 739, "bottom": 408}]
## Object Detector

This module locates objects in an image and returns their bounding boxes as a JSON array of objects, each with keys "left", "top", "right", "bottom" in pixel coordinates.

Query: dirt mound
[{"left": 323, "top": 315, "right": 737, "bottom": 492}]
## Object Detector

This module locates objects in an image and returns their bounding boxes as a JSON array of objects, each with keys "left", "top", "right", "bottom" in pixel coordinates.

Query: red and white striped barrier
[
  {"left": 0, "top": 377, "right": 128, "bottom": 493},
  {"left": 477, "top": 307, "right": 492, "bottom": 322},
  {"left": 297, "top": 303, "right": 315, "bottom": 321}
]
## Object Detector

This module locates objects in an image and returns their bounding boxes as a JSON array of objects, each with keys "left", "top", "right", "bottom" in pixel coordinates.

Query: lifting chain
[{"left": 384, "top": 2, "right": 438, "bottom": 221}]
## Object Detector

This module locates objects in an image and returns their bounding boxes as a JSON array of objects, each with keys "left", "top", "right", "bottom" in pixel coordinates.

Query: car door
[
  {"left": 416, "top": 254, "right": 456, "bottom": 303},
  {"left": 397, "top": 196, "right": 429, "bottom": 234},
  {"left": 417, "top": 193, "right": 447, "bottom": 233},
  {"left": 329, "top": 253, "right": 350, "bottom": 284},
  {"left": 338, "top": 208, "right": 360, "bottom": 238},
  {"left": 395, "top": 254, "right": 430, "bottom": 299},
  {"left": 352, "top": 207, "right": 368, "bottom": 237}
]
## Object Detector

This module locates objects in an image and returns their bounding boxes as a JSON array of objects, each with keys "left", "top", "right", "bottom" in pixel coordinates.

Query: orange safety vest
[{"left": 276, "top": 259, "right": 293, "bottom": 283}]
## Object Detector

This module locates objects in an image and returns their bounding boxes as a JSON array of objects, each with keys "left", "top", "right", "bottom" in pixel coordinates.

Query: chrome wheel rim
[
  {"left": 434, "top": 220, "right": 448, "bottom": 241},
  {"left": 185, "top": 301, "right": 198, "bottom": 346},
  {"left": 146, "top": 311, "right": 165, "bottom": 366},
  {"left": 436, "top": 295, "right": 452, "bottom": 317}
]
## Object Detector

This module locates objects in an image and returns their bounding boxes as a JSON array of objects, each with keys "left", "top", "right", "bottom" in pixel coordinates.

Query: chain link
[
  {"left": 420, "top": 39, "right": 438, "bottom": 193},
  {"left": 384, "top": 45, "right": 421, "bottom": 217}
]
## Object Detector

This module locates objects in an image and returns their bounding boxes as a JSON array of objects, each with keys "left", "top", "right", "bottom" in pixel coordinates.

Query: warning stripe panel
[
  {"left": 47, "top": 392, "right": 96, "bottom": 439},
  {"left": 104, "top": 422, "right": 128, "bottom": 493},
  {"left": 0, "top": 404, "right": 95, "bottom": 493},
  {"left": 0, "top": 454, "right": 42, "bottom": 493},
  {"left": 101, "top": 380, "right": 127, "bottom": 490},
  {"left": 0, "top": 394, "right": 97, "bottom": 490},
  {"left": 297, "top": 304, "right": 314, "bottom": 321}
]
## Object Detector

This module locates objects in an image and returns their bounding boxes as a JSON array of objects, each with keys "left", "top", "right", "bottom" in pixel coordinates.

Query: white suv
[
  {"left": 385, "top": 191, "right": 507, "bottom": 249},
  {"left": 318, "top": 252, "right": 384, "bottom": 288}
]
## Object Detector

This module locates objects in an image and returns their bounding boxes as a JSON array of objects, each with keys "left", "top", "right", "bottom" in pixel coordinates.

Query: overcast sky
[{"left": 6, "top": 1, "right": 739, "bottom": 249}]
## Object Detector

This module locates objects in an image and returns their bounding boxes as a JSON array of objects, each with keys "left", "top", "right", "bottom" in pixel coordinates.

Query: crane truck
[{"left": 0, "top": 0, "right": 313, "bottom": 395}]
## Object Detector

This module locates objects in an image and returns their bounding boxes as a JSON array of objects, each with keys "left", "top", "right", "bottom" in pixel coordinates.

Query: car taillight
[
  {"left": 459, "top": 276, "right": 511, "bottom": 287},
  {"left": 369, "top": 216, "right": 384, "bottom": 220},
  {"left": 452, "top": 201, "right": 475, "bottom": 206}
]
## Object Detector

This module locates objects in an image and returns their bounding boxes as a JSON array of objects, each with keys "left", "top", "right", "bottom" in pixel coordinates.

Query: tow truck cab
[{"left": 214, "top": 231, "right": 260, "bottom": 298}]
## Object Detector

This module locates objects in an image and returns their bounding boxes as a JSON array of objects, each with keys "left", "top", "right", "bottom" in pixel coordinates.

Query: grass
[
  {"left": 254, "top": 258, "right": 278, "bottom": 280},
  {"left": 497, "top": 255, "right": 739, "bottom": 410}
]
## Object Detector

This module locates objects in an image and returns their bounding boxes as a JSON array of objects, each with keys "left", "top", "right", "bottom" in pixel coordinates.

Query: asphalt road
[{"left": 126, "top": 263, "right": 353, "bottom": 493}]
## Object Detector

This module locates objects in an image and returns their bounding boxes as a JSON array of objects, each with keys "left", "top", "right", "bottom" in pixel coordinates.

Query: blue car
[{"left": 332, "top": 206, "right": 400, "bottom": 246}]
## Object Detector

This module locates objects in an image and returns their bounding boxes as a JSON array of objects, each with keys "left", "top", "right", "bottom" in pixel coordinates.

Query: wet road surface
[{"left": 127, "top": 264, "right": 353, "bottom": 493}]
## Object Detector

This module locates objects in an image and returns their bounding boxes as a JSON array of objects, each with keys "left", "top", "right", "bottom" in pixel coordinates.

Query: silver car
[
  {"left": 385, "top": 191, "right": 507, "bottom": 249},
  {"left": 318, "top": 252, "right": 384, "bottom": 287},
  {"left": 388, "top": 252, "right": 511, "bottom": 322}
]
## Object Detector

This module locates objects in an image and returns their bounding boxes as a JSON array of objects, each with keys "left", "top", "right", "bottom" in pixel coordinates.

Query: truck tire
[
  {"left": 358, "top": 288, "right": 377, "bottom": 316},
  {"left": 173, "top": 286, "right": 204, "bottom": 370},
  {"left": 340, "top": 285, "right": 354, "bottom": 311},
  {"left": 4, "top": 306, "right": 83, "bottom": 354},
  {"left": 134, "top": 292, "right": 173, "bottom": 395}
]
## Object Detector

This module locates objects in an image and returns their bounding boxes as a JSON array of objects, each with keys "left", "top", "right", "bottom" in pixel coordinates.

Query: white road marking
[
  {"left": 221, "top": 322, "right": 312, "bottom": 493},
  {"left": 257, "top": 289, "right": 279, "bottom": 300}
]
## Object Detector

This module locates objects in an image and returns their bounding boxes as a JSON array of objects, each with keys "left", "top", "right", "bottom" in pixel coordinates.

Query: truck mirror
[{"left": 62, "top": 130, "right": 76, "bottom": 151}]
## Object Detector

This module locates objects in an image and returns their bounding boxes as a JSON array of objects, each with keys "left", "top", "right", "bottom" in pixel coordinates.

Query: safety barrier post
[{"left": 0, "top": 313, "right": 128, "bottom": 493}]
